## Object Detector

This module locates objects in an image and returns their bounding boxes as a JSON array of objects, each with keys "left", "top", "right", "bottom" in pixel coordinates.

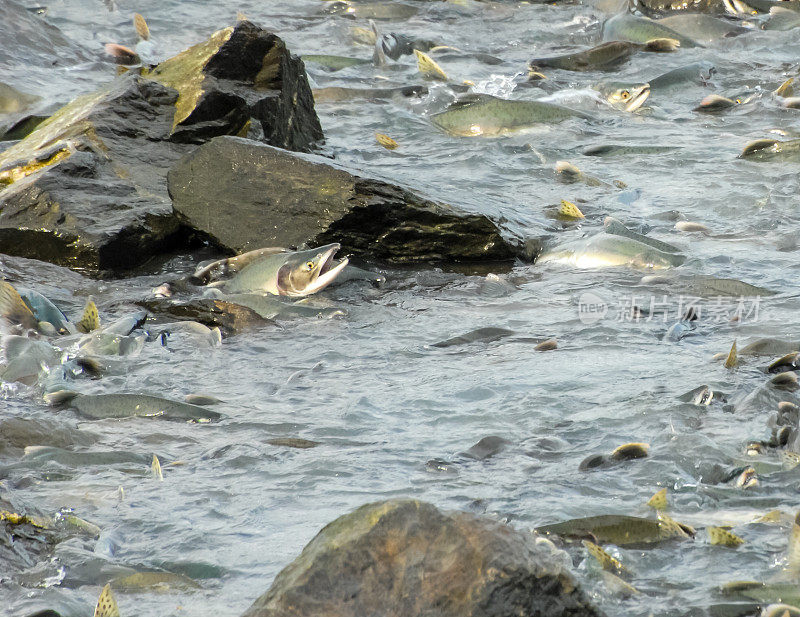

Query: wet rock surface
[
  {"left": 0, "top": 0, "right": 89, "bottom": 69},
  {"left": 241, "top": 499, "right": 604, "bottom": 617},
  {"left": 169, "top": 136, "right": 518, "bottom": 265},
  {"left": 0, "top": 21, "right": 321, "bottom": 273}
]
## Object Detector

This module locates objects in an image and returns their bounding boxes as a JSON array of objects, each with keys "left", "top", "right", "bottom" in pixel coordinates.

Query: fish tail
[
  {"left": 0, "top": 281, "right": 38, "bottom": 330},
  {"left": 76, "top": 299, "right": 100, "bottom": 333}
]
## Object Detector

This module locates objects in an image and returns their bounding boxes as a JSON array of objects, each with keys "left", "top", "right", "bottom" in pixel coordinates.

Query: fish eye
[
  {"left": 621, "top": 90, "right": 630, "bottom": 100},
  {"left": 735, "top": 98, "right": 742, "bottom": 104},
  {"left": 305, "top": 261, "right": 315, "bottom": 270}
]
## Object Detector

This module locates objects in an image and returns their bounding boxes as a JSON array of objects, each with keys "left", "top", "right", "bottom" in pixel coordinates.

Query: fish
[
  {"left": 371, "top": 20, "right": 436, "bottom": 63},
  {"left": 529, "top": 40, "right": 678, "bottom": 73},
  {"left": 594, "top": 82, "right": 651, "bottom": 111},
  {"left": 740, "top": 138, "right": 800, "bottom": 161},
  {"left": 708, "top": 526, "right": 745, "bottom": 546},
  {"left": 0, "top": 280, "right": 40, "bottom": 330},
  {"left": 301, "top": 54, "right": 370, "bottom": 71},
  {"left": 648, "top": 488, "right": 668, "bottom": 510},
  {"left": 583, "top": 143, "right": 679, "bottom": 156},
  {"left": 0, "top": 335, "right": 62, "bottom": 385},
  {"left": 558, "top": 200, "right": 585, "bottom": 219},
  {"left": 224, "top": 293, "right": 345, "bottom": 320},
  {"left": 648, "top": 61, "right": 716, "bottom": 90},
  {"left": 603, "top": 218, "right": 683, "bottom": 253},
  {"left": 724, "top": 340, "right": 738, "bottom": 369},
  {"left": 312, "top": 85, "right": 427, "bottom": 104},
  {"left": 535, "top": 338, "right": 558, "bottom": 351},
  {"left": 431, "top": 327, "right": 515, "bottom": 348},
  {"left": 375, "top": 133, "right": 398, "bottom": 149},
  {"left": 104, "top": 43, "right": 140, "bottom": 66},
  {"left": 414, "top": 49, "right": 448, "bottom": 81},
  {"left": 538, "top": 514, "right": 692, "bottom": 545},
  {"left": 658, "top": 13, "right": 750, "bottom": 40},
  {"left": 610, "top": 442, "right": 649, "bottom": 461},
  {"left": 431, "top": 93, "right": 592, "bottom": 137},
  {"left": 151, "top": 454, "right": 163, "bottom": 480},
  {"left": 94, "top": 584, "right": 120, "bottom": 617},
  {"left": 45, "top": 392, "right": 223, "bottom": 422},
  {"left": 764, "top": 5, "right": 800, "bottom": 28},
  {"left": 695, "top": 93, "right": 738, "bottom": 112},
  {"left": 740, "top": 339, "right": 800, "bottom": 356},
  {"left": 555, "top": 161, "right": 616, "bottom": 187},
  {"left": 320, "top": 1, "right": 419, "bottom": 19},
  {"left": 538, "top": 234, "right": 685, "bottom": 269},
  {"left": 768, "top": 353, "right": 800, "bottom": 374},
  {"left": 675, "top": 221, "right": 710, "bottom": 234},
  {"left": 582, "top": 539, "right": 634, "bottom": 578},
  {"left": 218, "top": 244, "right": 349, "bottom": 296},
  {"left": 603, "top": 12, "right": 704, "bottom": 47},
  {"left": 761, "top": 605, "right": 800, "bottom": 617},
  {"left": 110, "top": 570, "right": 201, "bottom": 591},
  {"left": 0, "top": 82, "right": 41, "bottom": 115}
]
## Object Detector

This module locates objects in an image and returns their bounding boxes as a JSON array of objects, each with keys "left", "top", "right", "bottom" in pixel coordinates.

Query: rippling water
[{"left": 2, "top": 0, "right": 800, "bottom": 615}]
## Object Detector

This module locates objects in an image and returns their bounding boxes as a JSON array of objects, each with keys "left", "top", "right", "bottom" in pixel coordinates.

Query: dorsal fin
[{"left": 94, "top": 584, "right": 120, "bottom": 617}]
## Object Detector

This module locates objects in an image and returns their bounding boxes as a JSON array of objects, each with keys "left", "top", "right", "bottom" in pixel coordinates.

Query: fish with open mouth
[{"left": 213, "top": 244, "right": 350, "bottom": 297}]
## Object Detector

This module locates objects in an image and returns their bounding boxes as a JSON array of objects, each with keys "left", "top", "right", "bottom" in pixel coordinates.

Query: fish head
[
  {"left": 604, "top": 83, "right": 650, "bottom": 112},
  {"left": 276, "top": 244, "right": 349, "bottom": 297}
]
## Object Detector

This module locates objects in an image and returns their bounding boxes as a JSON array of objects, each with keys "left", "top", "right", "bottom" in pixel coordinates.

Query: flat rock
[
  {"left": 169, "top": 136, "right": 518, "bottom": 265},
  {"left": 241, "top": 499, "right": 604, "bottom": 617},
  {"left": 0, "top": 21, "right": 321, "bottom": 273}
]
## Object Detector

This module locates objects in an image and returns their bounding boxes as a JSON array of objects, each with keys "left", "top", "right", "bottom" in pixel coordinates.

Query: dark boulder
[
  {"left": 169, "top": 136, "right": 518, "bottom": 265},
  {"left": 241, "top": 499, "right": 605, "bottom": 617},
  {"left": 0, "top": 22, "right": 321, "bottom": 273}
]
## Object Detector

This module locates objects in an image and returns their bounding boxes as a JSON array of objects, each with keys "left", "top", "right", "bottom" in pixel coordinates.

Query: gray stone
[
  {"left": 169, "top": 136, "right": 518, "bottom": 265},
  {"left": 241, "top": 499, "right": 605, "bottom": 617}
]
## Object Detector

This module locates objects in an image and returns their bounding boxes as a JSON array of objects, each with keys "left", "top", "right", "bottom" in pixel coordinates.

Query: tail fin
[
  {"left": 44, "top": 389, "right": 80, "bottom": 407},
  {"left": 76, "top": 299, "right": 100, "bottom": 333},
  {"left": 644, "top": 38, "right": 680, "bottom": 52},
  {"left": 371, "top": 21, "right": 387, "bottom": 66},
  {"left": 0, "top": 281, "right": 38, "bottom": 330},
  {"left": 133, "top": 13, "right": 150, "bottom": 41},
  {"left": 94, "top": 583, "right": 121, "bottom": 617}
]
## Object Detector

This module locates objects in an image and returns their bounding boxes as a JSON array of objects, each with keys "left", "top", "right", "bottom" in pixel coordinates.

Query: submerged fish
[
  {"left": 530, "top": 40, "right": 678, "bottom": 73},
  {"left": 0, "top": 83, "right": 41, "bottom": 115},
  {"left": 538, "top": 234, "right": 686, "bottom": 269},
  {"left": 583, "top": 143, "right": 679, "bottom": 156},
  {"left": 46, "top": 392, "right": 222, "bottom": 422},
  {"left": 740, "top": 138, "right": 800, "bottom": 161},
  {"left": 217, "top": 244, "right": 349, "bottom": 297},
  {"left": 658, "top": 13, "right": 750, "bottom": 40},
  {"left": 431, "top": 93, "right": 592, "bottom": 137},
  {"left": 312, "top": 85, "right": 426, "bottom": 103},
  {"left": 301, "top": 54, "right": 370, "bottom": 71},
  {"left": 604, "top": 216, "right": 682, "bottom": 253},
  {"left": 603, "top": 12, "right": 704, "bottom": 47}
]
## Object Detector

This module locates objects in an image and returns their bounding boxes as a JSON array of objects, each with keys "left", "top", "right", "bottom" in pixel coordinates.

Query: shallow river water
[{"left": 2, "top": 0, "right": 800, "bottom": 616}]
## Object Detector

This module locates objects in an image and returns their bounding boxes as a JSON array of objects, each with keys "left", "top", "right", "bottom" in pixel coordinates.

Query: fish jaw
[
  {"left": 625, "top": 84, "right": 651, "bottom": 112},
  {"left": 281, "top": 244, "right": 350, "bottom": 297}
]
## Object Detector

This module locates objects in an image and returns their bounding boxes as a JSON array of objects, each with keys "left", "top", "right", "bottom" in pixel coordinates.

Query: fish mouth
[
  {"left": 303, "top": 244, "right": 350, "bottom": 296},
  {"left": 625, "top": 84, "right": 650, "bottom": 112}
]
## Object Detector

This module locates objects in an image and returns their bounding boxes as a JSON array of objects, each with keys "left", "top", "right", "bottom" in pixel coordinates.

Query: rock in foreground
[
  {"left": 241, "top": 499, "right": 605, "bottom": 617},
  {"left": 169, "top": 136, "right": 517, "bottom": 265},
  {"left": 0, "top": 21, "right": 321, "bottom": 273}
]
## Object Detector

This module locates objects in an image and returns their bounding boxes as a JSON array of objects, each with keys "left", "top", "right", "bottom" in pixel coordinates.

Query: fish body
[
  {"left": 221, "top": 244, "right": 348, "bottom": 297},
  {"left": 0, "top": 83, "right": 41, "bottom": 115},
  {"left": 313, "top": 85, "right": 426, "bottom": 103},
  {"left": 55, "top": 393, "right": 222, "bottom": 422},
  {"left": 538, "top": 234, "right": 685, "bottom": 269},
  {"left": 659, "top": 13, "right": 749, "bottom": 40},
  {"left": 603, "top": 12, "right": 704, "bottom": 47},
  {"left": 431, "top": 94, "right": 592, "bottom": 137},
  {"left": 647, "top": 61, "right": 716, "bottom": 90},
  {"left": 301, "top": 54, "right": 370, "bottom": 71},
  {"left": 530, "top": 41, "right": 641, "bottom": 72},
  {"left": 604, "top": 216, "right": 682, "bottom": 253}
]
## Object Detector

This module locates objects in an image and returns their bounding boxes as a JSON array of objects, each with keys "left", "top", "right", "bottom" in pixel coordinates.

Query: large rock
[
  {"left": 241, "top": 499, "right": 605, "bottom": 617},
  {"left": 169, "top": 136, "right": 517, "bottom": 264},
  {"left": 0, "top": 21, "right": 321, "bottom": 273}
]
